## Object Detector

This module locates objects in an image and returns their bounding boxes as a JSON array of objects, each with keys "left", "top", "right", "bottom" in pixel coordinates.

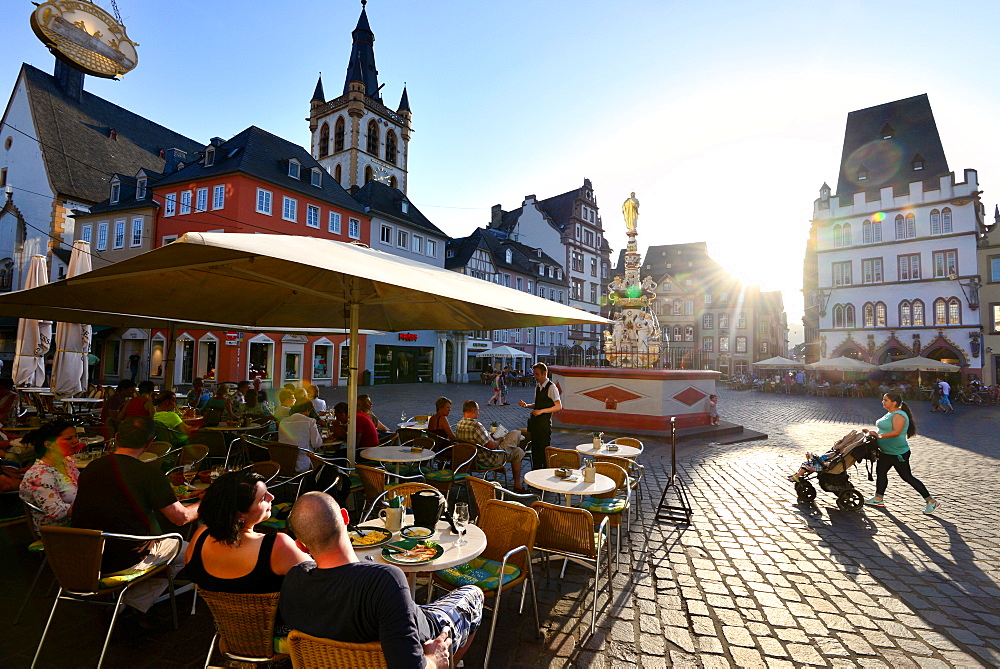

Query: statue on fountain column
[{"left": 621, "top": 192, "right": 640, "bottom": 233}]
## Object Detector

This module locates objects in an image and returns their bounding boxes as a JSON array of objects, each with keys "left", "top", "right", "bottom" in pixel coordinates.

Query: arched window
[
  {"left": 366, "top": 120, "right": 379, "bottom": 155},
  {"left": 930, "top": 209, "right": 940, "bottom": 235},
  {"left": 942, "top": 207, "right": 952, "bottom": 233},
  {"left": 947, "top": 297, "right": 961, "bottom": 325},
  {"left": 364, "top": 165, "right": 373, "bottom": 184},
  {"left": 672, "top": 325, "right": 682, "bottom": 341},
  {"left": 842, "top": 223, "right": 852, "bottom": 246},
  {"left": 900, "top": 300, "right": 912, "bottom": 327},
  {"left": 862, "top": 220, "right": 872, "bottom": 244},
  {"left": 833, "top": 304, "right": 844, "bottom": 328},
  {"left": 871, "top": 219, "right": 881, "bottom": 242},
  {"left": 876, "top": 302, "right": 886, "bottom": 327},
  {"left": 334, "top": 117, "right": 345, "bottom": 152},
  {"left": 863, "top": 303, "right": 875, "bottom": 328},
  {"left": 389, "top": 175, "right": 398, "bottom": 189},
  {"left": 933, "top": 298, "right": 946, "bottom": 325},
  {"left": 385, "top": 130, "right": 398, "bottom": 165},
  {"left": 895, "top": 214, "right": 905, "bottom": 239},
  {"left": 833, "top": 224, "right": 842, "bottom": 248},
  {"left": 333, "top": 164, "right": 342, "bottom": 184},
  {"left": 912, "top": 299, "right": 924, "bottom": 326},
  {"left": 905, "top": 213, "right": 915, "bottom": 238},
  {"left": 845, "top": 304, "right": 856, "bottom": 328},
  {"left": 319, "top": 123, "right": 330, "bottom": 158}
]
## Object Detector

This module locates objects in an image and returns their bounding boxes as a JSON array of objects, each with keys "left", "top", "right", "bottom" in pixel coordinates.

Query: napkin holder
[
  {"left": 606, "top": 443, "right": 620, "bottom": 452},
  {"left": 410, "top": 445, "right": 424, "bottom": 453},
  {"left": 554, "top": 468, "right": 571, "bottom": 479}
]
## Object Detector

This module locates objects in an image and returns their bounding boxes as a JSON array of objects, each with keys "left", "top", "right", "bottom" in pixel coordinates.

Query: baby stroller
[{"left": 793, "top": 430, "right": 880, "bottom": 511}]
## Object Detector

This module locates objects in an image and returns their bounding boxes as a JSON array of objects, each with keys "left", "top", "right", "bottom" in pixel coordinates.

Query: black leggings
[{"left": 875, "top": 450, "right": 930, "bottom": 498}]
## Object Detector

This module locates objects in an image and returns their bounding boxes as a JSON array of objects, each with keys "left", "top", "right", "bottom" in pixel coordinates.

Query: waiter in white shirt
[{"left": 278, "top": 402, "right": 322, "bottom": 472}]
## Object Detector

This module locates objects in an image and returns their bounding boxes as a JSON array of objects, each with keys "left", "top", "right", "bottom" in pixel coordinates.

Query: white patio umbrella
[
  {"left": 752, "top": 356, "right": 804, "bottom": 369},
  {"left": 805, "top": 356, "right": 878, "bottom": 372},
  {"left": 0, "top": 233, "right": 607, "bottom": 459},
  {"left": 879, "top": 356, "right": 960, "bottom": 386},
  {"left": 49, "top": 241, "right": 92, "bottom": 398},
  {"left": 11, "top": 255, "right": 51, "bottom": 387},
  {"left": 475, "top": 345, "right": 532, "bottom": 359}
]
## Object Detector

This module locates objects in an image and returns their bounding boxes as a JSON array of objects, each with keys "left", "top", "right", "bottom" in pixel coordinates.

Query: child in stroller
[{"left": 789, "top": 430, "right": 878, "bottom": 510}]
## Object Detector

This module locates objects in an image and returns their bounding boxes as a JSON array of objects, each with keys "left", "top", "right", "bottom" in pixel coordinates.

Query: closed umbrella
[
  {"left": 49, "top": 241, "right": 92, "bottom": 398},
  {"left": 0, "top": 233, "right": 607, "bottom": 459},
  {"left": 11, "top": 255, "right": 51, "bottom": 387}
]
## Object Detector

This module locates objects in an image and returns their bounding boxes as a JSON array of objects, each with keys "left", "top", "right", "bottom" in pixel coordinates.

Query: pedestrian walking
[
  {"left": 486, "top": 369, "right": 502, "bottom": 405},
  {"left": 863, "top": 391, "right": 940, "bottom": 514},
  {"left": 499, "top": 365, "right": 510, "bottom": 405}
]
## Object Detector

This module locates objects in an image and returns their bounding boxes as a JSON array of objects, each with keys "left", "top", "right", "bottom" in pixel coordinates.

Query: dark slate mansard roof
[
  {"left": 352, "top": 180, "right": 446, "bottom": 237},
  {"left": 155, "top": 126, "right": 365, "bottom": 215},
  {"left": 19, "top": 63, "right": 202, "bottom": 204},
  {"left": 835, "top": 93, "right": 949, "bottom": 204}
]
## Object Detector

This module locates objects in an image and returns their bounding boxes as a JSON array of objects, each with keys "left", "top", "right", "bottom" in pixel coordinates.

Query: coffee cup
[{"left": 379, "top": 506, "right": 404, "bottom": 532}]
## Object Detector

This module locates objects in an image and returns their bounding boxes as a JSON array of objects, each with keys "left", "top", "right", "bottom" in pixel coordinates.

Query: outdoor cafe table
[
  {"left": 60, "top": 397, "right": 104, "bottom": 414},
  {"left": 523, "top": 468, "right": 615, "bottom": 507},
  {"left": 354, "top": 514, "right": 488, "bottom": 594},
  {"left": 360, "top": 445, "right": 436, "bottom": 475},
  {"left": 575, "top": 442, "right": 642, "bottom": 458}
]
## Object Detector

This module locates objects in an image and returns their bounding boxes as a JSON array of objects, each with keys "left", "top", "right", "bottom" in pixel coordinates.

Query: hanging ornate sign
[{"left": 31, "top": 0, "right": 139, "bottom": 79}]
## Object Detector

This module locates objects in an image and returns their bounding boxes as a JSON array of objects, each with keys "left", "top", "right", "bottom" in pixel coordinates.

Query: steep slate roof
[
  {"left": 343, "top": 7, "right": 381, "bottom": 101},
  {"left": 353, "top": 180, "right": 445, "bottom": 236},
  {"left": 19, "top": 63, "right": 202, "bottom": 204},
  {"left": 445, "top": 229, "right": 486, "bottom": 271},
  {"left": 312, "top": 75, "right": 325, "bottom": 102},
  {"left": 445, "top": 228, "right": 568, "bottom": 284},
  {"left": 85, "top": 174, "right": 157, "bottom": 215},
  {"left": 155, "top": 126, "right": 365, "bottom": 214},
  {"left": 489, "top": 183, "right": 588, "bottom": 237},
  {"left": 835, "top": 94, "right": 949, "bottom": 202},
  {"left": 643, "top": 242, "right": 739, "bottom": 291},
  {"left": 398, "top": 87, "right": 410, "bottom": 112}
]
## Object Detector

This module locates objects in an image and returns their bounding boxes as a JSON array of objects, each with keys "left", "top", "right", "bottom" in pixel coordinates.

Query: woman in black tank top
[{"left": 184, "top": 471, "right": 310, "bottom": 593}]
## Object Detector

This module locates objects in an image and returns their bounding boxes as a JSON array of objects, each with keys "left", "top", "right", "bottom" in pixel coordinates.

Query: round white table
[
  {"left": 61, "top": 397, "right": 104, "bottom": 414},
  {"left": 397, "top": 421, "right": 429, "bottom": 431},
  {"left": 524, "top": 468, "right": 615, "bottom": 506},
  {"left": 575, "top": 443, "right": 642, "bottom": 458},
  {"left": 361, "top": 445, "right": 436, "bottom": 475},
  {"left": 354, "top": 514, "right": 487, "bottom": 593}
]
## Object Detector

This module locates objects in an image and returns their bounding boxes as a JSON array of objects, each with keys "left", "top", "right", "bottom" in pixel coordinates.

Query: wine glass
[
  {"left": 183, "top": 464, "right": 197, "bottom": 485},
  {"left": 400, "top": 411, "right": 407, "bottom": 425},
  {"left": 453, "top": 503, "right": 469, "bottom": 547}
]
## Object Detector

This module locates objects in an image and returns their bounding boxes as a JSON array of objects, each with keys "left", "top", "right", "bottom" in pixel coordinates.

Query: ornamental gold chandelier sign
[{"left": 31, "top": 0, "right": 139, "bottom": 79}]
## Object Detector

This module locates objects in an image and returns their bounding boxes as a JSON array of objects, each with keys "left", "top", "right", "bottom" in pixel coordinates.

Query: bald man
[{"left": 280, "top": 492, "right": 483, "bottom": 669}]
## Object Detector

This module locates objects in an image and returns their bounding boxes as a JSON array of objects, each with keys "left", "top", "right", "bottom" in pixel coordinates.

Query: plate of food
[
  {"left": 382, "top": 540, "right": 443, "bottom": 565},
  {"left": 399, "top": 525, "right": 434, "bottom": 540},
  {"left": 349, "top": 525, "right": 393, "bottom": 549}
]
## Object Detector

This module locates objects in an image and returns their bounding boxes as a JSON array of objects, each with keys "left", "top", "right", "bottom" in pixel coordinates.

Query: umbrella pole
[
  {"left": 163, "top": 325, "right": 176, "bottom": 392},
  {"left": 346, "top": 290, "right": 360, "bottom": 463}
]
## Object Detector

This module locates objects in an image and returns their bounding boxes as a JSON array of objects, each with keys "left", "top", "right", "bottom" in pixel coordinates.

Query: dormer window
[
  {"left": 136, "top": 177, "right": 147, "bottom": 200},
  {"left": 110, "top": 181, "right": 120, "bottom": 204},
  {"left": 401, "top": 200, "right": 409, "bottom": 214},
  {"left": 288, "top": 160, "right": 301, "bottom": 180},
  {"left": 505, "top": 249, "right": 513, "bottom": 264},
  {"left": 310, "top": 167, "right": 322, "bottom": 187},
  {"left": 880, "top": 124, "right": 894, "bottom": 140},
  {"left": 912, "top": 154, "right": 924, "bottom": 171},
  {"left": 205, "top": 147, "right": 215, "bottom": 167},
  {"left": 857, "top": 166, "right": 868, "bottom": 181}
]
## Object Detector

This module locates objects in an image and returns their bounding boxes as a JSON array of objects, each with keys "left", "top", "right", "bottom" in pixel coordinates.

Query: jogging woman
[{"left": 863, "top": 391, "right": 940, "bottom": 514}]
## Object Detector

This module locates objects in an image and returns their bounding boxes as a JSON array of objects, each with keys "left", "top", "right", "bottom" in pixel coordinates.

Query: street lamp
[{"left": 948, "top": 272, "right": 981, "bottom": 310}]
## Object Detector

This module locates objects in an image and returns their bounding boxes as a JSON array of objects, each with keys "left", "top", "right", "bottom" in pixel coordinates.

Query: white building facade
[{"left": 810, "top": 94, "right": 983, "bottom": 378}]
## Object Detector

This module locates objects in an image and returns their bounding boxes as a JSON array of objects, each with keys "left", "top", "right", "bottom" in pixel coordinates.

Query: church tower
[{"left": 309, "top": 3, "right": 412, "bottom": 193}]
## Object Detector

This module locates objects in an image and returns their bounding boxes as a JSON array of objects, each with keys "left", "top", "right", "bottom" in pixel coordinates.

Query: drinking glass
[
  {"left": 453, "top": 503, "right": 469, "bottom": 547},
  {"left": 400, "top": 411, "right": 407, "bottom": 424},
  {"left": 183, "top": 464, "right": 197, "bottom": 485}
]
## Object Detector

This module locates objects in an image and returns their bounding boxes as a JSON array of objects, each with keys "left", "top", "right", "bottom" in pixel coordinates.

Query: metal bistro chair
[
  {"left": 198, "top": 589, "right": 287, "bottom": 667},
  {"left": 249, "top": 460, "right": 281, "bottom": 484},
  {"left": 432, "top": 499, "right": 541, "bottom": 668},
  {"left": 577, "top": 462, "right": 631, "bottom": 570},
  {"left": 531, "top": 501, "right": 613, "bottom": 637},
  {"left": 424, "top": 442, "right": 478, "bottom": 503},
  {"left": 467, "top": 476, "right": 537, "bottom": 522},
  {"left": 545, "top": 446, "right": 581, "bottom": 469},
  {"left": 32, "top": 526, "right": 183, "bottom": 669},
  {"left": 14, "top": 500, "right": 49, "bottom": 626},
  {"left": 288, "top": 630, "right": 386, "bottom": 668},
  {"left": 355, "top": 464, "right": 424, "bottom": 522},
  {"left": 594, "top": 454, "right": 646, "bottom": 521},
  {"left": 363, "top": 482, "right": 444, "bottom": 522}
]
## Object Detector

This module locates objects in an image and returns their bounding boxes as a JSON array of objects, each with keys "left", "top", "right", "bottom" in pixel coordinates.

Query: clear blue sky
[{"left": 5, "top": 0, "right": 1000, "bottom": 344}]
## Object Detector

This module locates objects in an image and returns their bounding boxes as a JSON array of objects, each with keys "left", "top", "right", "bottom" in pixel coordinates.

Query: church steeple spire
[
  {"left": 398, "top": 85, "right": 410, "bottom": 113},
  {"left": 311, "top": 74, "right": 325, "bottom": 103},
  {"left": 343, "top": 1, "right": 381, "bottom": 102}
]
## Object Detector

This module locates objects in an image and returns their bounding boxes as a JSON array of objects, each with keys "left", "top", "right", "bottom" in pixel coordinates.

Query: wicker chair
[
  {"left": 14, "top": 500, "right": 48, "bottom": 626},
  {"left": 544, "top": 446, "right": 580, "bottom": 469},
  {"left": 288, "top": 630, "right": 385, "bottom": 668},
  {"left": 355, "top": 464, "right": 424, "bottom": 520},
  {"left": 531, "top": 501, "right": 612, "bottom": 637},
  {"left": 198, "top": 589, "right": 287, "bottom": 666},
  {"left": 467, "top": 476, "right": 538, "bottom": 521},
  {"left": 250, "top": 460, "right": 281, "bottom": 484},
  {"left": 179, "top": 443, "right": 210, "bottom": 469},
  {"left": 608, "top": 437, "right": 643, "bottom": 454},
  {"left": 594, "top": 454, "right": 646, "bottom": 518},
  {"left": 146, "top": 441, "right": 173, "bottom": 457},
  {"left": 424, "top": 442, "right": 477, "bottom": 502},
  {"left": 432, "top": 499, "right": 541, "bottom": 667},
  {"left": 32, "top": 526, "right": 183, "bottom": 668},
  {"left": 578, "top": 462, "right": 631, "bottom": 569}
]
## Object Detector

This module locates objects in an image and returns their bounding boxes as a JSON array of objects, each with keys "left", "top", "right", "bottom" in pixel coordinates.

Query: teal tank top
[{"left": 876, "top": 410, "right": 909, "bottom": 455}]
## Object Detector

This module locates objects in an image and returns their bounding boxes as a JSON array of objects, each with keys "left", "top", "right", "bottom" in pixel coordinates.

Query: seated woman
[
  {"left": 152, "top": 391, "right": 193, "bottom": 447},
  {"left": 427, "top": 396, "right": 456, "bottom": 448},
  {"left": 306, "top": 384, "right": 327, "bottom": 413},
  {"left": 184, "top": 471, "right": 310, "bottom": 593},
  {"left": 18, "top": 419, "right": 81, "bottom": 529},
  {"left": 242, "top": 390, "right": 273, "bottom": 423},
  {"left": 202, "top": 384, "right": 238, "bottom": 424}
]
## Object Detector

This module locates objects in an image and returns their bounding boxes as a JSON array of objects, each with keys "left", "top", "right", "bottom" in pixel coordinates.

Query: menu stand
[{"left": 654, "top": 417, "right": 692, "bottom": 525}]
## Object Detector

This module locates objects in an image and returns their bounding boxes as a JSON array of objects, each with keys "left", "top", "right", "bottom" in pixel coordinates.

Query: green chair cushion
[
  {"left": 28, "top": 539, "right": 44, "bottom": 553},
  {"left": 99, "top": 564, "right": 160, "bottom": 589},
  {"left": 274, "top": 635, "right": 289, "bottom": 654},
  {"left": 436, "top": 557, "right": 520, "bottom": 591},
  {"left": 579, "top": 496, "right": 628, "bottom": 514},
  {"left": 425, "top": 469, "right": 468, "bottom": 483}
]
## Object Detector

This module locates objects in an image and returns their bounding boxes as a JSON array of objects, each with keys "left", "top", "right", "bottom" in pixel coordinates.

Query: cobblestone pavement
[{"left": 2, "top": 384, "right": 997, "bottom": 668}]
